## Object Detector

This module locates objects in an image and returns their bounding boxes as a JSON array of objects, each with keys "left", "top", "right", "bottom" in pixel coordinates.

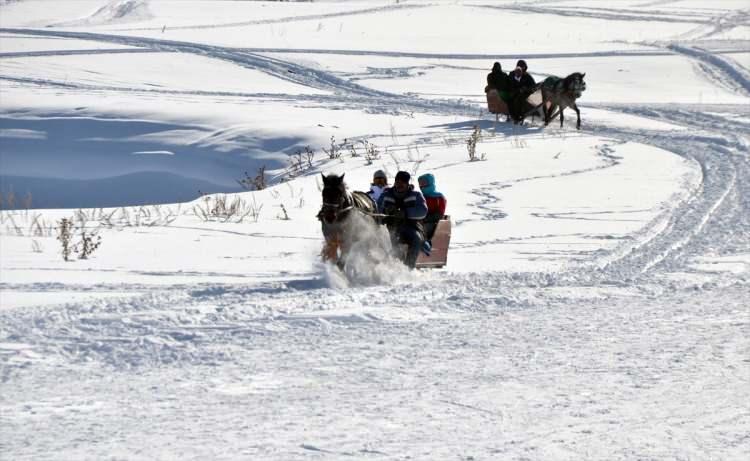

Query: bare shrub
[
  {"left": 277, "top": 203, "right": 290, "bottom": 220},
  {"left": 362, "top": 140, "right": 381, "bottom": 165},
  {"left": 467, "top": 125, "right": 486, "bottom": 161},
  {"left": 31, "top": 239, "right": 43, "bottom": 253},
  {"left": 304, "top": 146, "right": 315, "bottom": 168},
  {"left": 322, "top": 135, "right": 343, "bottom": 160},
  {"left": 6, "top": 214, "right": 22, "bottom": 236},
  {"left": 98, "top": 205, "right": 180, "bottom": 229},
  {"left": 347, "top": 142, "right": 359, "bottom": 158},
  {"left": 286, "top": 146, "right": 316, "bottom": 180},
  {"left": 74, "top": 228, "right": 102, "bottom": 260},
  {"left": 193, "top": 194, "right": 261, "bottom": 223},
  {"left": 28, "top": 213, "right": 53, "bottom": 237},
  {"left": 248, "top": 194, "right": 263, "bottom": 223},
  {"left": 57, "top": 218, "right": 74, "bottom": 261},
  {"left": 238, "top": 166, "right": 267, "bottom": 191}
]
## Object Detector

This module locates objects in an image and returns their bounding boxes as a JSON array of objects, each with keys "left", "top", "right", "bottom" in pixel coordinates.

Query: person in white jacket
[{"left": 367, "top": 169, "right": 388, "bottom": 203}]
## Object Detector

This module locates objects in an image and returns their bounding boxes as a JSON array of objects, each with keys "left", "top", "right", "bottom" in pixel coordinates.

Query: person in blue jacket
[{"left": 377, "top": 170, "right": 427, "bottom": 268}]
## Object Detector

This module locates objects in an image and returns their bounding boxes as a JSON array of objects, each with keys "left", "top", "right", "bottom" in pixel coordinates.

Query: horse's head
[
  {"left": 320, "top": 173, "right": 348, "bottom": 223},
  {"left": 566, "top": 72, "right": 586, "bottom": 98}
]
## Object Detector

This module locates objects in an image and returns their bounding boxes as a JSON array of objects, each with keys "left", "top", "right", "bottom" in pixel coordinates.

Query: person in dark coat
[
  {"left": 508, "top": 59, "right": 537, "bottom": 123},
  {"left": 486, "top": 62, "right": 511, "bottom": 102},
  {"left": 513, "top": 60, "right": 536, "bottom": 88},
  {"left": 377, "top": 171, "right": 428, "bottom": 269}
]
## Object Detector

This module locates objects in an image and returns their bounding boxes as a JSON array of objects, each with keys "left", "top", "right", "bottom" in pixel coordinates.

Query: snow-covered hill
[{"left": 1, "top": 1, "right": 748, "bottom": 459}]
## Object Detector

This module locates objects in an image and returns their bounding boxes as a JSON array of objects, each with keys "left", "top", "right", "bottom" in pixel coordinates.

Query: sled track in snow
[
  {"left": 582, "top": 105, "right": 749, "bottom": 285},
  {"left": 0, "top": 28, "right": 481, "bottom": 118},
  {"left": 667, "top": 44, "right": 750, "bottom": 96},
  {"left": 0, "top": 28, "right": 396, "bottom": 99},
  {"left": 475, "top": 4, "right": 714, "bottom": 24},
  {"left": 112, "top": 3, "right": 428, "bottom": 32}
]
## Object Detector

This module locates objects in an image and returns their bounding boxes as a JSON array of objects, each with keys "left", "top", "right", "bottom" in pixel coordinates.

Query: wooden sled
[
  {"left": 486, "top": 85, "right": 559, "bottom": 124},
  {"left": 415, "top": 216, "right": 452, "bottom": 269},
  {"left": 485, "top": 87, "right": 509, "bottom": 121}
]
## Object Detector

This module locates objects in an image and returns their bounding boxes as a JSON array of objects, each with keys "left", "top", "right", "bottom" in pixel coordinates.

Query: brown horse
[
  {"left": 541, "top": 72, "right": 586, "bottom": 130},
  {"left": 318, "top": 173, "right": 379, "bottom": 268}
]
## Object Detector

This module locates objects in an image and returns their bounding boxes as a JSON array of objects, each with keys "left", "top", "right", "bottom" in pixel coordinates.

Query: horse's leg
[
  {"left": 574, "top": 103, "right": 581, "bottom": 130},
  {"left": 322, "top": 237, "right": 339, "bottom": 263},
  {"left": 542, "top": 94, "right": 549, "bottom": 125},
  {"left": 559, "top": 106, "right": 565, "bottom": 128}
]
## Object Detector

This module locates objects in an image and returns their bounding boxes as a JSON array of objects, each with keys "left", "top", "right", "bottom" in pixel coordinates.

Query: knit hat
[
  {"left": 394, "top": 171, "right": 411, "bottom": 183},
  {"left": 492, "top": 62, "right": 502, "bottom": 72},
  {"left": 516, "top": 59, "right": 527, "bottom": 71},
  {"left": 373, "top": 169, "right": 387, "bottom": 180}
]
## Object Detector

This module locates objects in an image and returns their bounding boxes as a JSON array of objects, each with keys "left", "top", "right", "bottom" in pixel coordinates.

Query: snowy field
[{"left": 1, "top": 1, "right": 749, "bottom": 459}]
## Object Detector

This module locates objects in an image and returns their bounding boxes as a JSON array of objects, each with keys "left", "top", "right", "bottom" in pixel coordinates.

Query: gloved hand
[{"left": 383, "top": 207, "right": 404, "bottom": 226}]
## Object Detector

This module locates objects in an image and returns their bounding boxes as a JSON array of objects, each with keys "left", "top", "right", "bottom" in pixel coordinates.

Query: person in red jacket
[{"left": 417, "top": 173, "right": 446, "bottom": 254}]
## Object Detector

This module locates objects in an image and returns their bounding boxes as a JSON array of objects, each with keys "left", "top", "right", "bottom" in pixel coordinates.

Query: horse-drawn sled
[
  {"left": 485, "top": 71, "right": 586, "bottom": 129},
  {"left": 318, "top": 173, "right": 452, "bottom": 272}
]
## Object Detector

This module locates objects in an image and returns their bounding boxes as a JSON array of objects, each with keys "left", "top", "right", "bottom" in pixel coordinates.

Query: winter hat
[
  {"left": 394, "top": 171, "right": 411, "bottom": 183},
  {"left": 418, "top": 173, "right": 436, "bottom": 196},
  {"left": 516, "top": 59, "right": 527, "bottom": 71},
  {"left": 373, "top": 169, "right": 387, "bottom": 180},
  {"left": 492, "top": 62, "right": 502, "bottom": 72}
]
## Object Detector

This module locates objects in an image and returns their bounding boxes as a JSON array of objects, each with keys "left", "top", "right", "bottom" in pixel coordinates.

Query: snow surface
[{"left": 1, "top": 1, "right": 749, "bottom": 459}]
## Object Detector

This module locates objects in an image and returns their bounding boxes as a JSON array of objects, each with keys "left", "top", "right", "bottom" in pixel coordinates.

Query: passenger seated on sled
[
  {"left": 512, "top": 59, "right": 536, "bottom": 89},
  {"left": 377, "top": 171, "right": 428, "bottom": 269},
  {"left": 486, "top": 62, "right": 511, "bottom": 103},
  {"left": 417, "top": 173, "right": 446, "bottom": 255},
  {"left": 509, "top": 60, "right": 537, "bottom": 123},
  {"left": 367, "top": 169, "right": 388, "bottom": 203}
]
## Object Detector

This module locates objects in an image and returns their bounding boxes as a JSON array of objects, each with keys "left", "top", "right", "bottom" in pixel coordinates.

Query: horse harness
[{"left": 319, "top": 189, "right": 379, "bottom": 222}]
